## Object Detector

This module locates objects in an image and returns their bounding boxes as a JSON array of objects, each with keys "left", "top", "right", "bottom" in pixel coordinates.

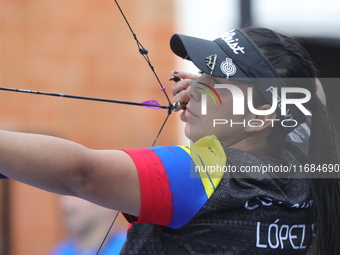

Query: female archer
[{"left": 0, "top": 27, "right": 339, "bottom": 254}]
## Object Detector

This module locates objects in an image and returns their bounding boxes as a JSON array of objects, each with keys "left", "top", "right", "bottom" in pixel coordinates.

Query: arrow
[{"left": 0, "top": 86, "right": 171, "bottom": 110}]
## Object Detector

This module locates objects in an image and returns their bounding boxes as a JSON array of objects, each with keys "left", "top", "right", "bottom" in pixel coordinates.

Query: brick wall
[{"left": 0, "top": 0, "right": 178, "bottom": 254}]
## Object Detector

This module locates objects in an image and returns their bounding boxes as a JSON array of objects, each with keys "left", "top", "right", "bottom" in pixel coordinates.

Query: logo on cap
[
  {"left": 220, "top": 29, "right": 245, "bottom": 55},
  {"left": 205, "top": 54, "right": 217, "bottom": 75},
  {"left": 220, "top": 58, "right": 236, "bottom": 79}
]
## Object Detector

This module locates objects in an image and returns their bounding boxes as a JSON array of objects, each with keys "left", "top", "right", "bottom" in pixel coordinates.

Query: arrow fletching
[{"left": 142, "top": 100, "right": 161, "bottom": 109}]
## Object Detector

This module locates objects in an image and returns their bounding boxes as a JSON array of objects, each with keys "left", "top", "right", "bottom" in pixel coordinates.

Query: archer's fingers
[
  {"left": 172, "top": 90, "right": 190, "bottom": 109},
  {"left": 170, "top": 70, "right": 198, "bottom": 96},
  {"left": 170, "top": 71, "right": 200, "bottom": 110},
  {"left": 172, "top": 78, "right": 191, "bottom": 96},
  {"left": 171, "top": 70, "right": 200, "bottom": 80}
]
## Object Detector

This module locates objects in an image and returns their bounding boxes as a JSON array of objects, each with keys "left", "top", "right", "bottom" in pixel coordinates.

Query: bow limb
[
  {"left": 0, "top": 1, "right": 178, "bottom": 254},
  {"left": 95, "top": 1, "right": 178, "bottom": 253}
]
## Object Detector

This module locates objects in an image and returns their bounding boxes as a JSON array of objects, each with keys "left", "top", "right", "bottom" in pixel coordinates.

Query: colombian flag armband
[{"left": 121, "top": 135, "right": 227, "bottom": 229}]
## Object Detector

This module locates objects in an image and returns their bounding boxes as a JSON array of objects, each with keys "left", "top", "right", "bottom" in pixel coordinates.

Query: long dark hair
[{"left": 243, "top": 27, "right": 340, "bottom": 255}]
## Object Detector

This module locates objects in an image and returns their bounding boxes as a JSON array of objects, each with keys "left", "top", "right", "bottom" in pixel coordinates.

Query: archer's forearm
[
  {"left": 0, "top": 130, "right": 141, "bottom": 214},
  {"left": 0, "top": 130, "right": 92, "bottom": 195}
]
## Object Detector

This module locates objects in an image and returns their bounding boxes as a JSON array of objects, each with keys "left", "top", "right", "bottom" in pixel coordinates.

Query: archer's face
[{"left": 180, "top": 73, "right": 252, "bottom": 147}]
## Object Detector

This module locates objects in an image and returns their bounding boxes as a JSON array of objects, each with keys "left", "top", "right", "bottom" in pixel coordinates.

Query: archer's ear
[{"left": 245, "top": 104, "right": 277, "bottom": 133}]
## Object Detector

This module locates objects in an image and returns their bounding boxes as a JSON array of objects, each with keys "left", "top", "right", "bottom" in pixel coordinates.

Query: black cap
[
  {"left": 170, "top": 28, "right": 307, "bottom": 134},
  {"left": 170, "top": 31, "right": 249, "bottom": 81}
]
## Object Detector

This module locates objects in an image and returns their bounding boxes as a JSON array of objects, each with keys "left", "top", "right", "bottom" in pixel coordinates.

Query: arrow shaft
[{"left": 0, "top": 86, "right": 170, "bottom": 109}]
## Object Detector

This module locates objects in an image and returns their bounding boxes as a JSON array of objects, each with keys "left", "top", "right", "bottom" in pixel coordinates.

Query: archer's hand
[{"left": 171, "top": 71, "right": 199, "bottom": 110}]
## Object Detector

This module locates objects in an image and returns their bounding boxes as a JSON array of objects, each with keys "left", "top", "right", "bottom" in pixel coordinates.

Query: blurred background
[{"left": 0, "top": 0, "right": 339, "bottom": 254}]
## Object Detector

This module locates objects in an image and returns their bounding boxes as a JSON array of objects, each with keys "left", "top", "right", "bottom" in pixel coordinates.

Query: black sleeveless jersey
[{"left": 120, "top": 121, "right": 313, "bottom": 254}]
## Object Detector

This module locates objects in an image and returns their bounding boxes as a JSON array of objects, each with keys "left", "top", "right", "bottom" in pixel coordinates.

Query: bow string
[
  {"left": 113, "top": 0, "right": 177, "bottom": 147},
  {"left": 0, "top": 0, "right": 178, "bottom": 253},
  {"left": 0, "top": 0, "right": 181, "bottom": 147},
  {"left": 94, "top": 1, "right": 178, "bottom": 253}
]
